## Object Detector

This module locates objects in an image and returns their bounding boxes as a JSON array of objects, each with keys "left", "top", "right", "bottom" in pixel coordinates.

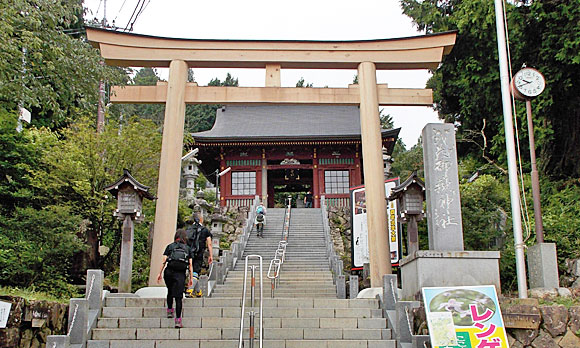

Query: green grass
[
  {"left": 0, "top": 286, "right": 72, "bottom": 303},
  {"left": 538, "top": 297, "right": 580, "bottom": 308}
]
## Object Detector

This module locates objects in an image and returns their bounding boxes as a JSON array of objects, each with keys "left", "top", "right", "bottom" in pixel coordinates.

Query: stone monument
[{"left": 399, "top": 123, "right": 501, "bottom": 299}]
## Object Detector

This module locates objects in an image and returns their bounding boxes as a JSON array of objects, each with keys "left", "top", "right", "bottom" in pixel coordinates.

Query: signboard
[
  {"left": 422, "top": 285, "right": 509, "bottom": 348},
  {"left": 0, "top": 300, "right": 11, "bottom": 328},
  {"left": 351, "top": 178, "right": 399, "bottom": 268}
]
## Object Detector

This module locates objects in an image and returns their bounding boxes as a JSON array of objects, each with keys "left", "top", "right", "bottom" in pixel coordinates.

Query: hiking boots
[
  {"left": 174, "top": 317, "right": 182, "bottom": 328},
  {"left": 166, "top": 308, "right": 174, "bottom": 318}
]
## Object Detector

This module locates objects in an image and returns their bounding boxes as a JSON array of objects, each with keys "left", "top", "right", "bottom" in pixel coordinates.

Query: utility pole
[
  {"left": 493, "top": 0, "right": 528, "bottom": 298},
  {"left": 96, "top": 0, "right": 107, "bottom": 133}
]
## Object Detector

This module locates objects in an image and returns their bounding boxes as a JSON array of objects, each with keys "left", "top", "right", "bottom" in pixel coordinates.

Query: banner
[
  {"left": 422, "top": 285, "right": 509, "bottom": 348},
  {"left": 351, "top": 178, "right": 399, "bottom": 268}
]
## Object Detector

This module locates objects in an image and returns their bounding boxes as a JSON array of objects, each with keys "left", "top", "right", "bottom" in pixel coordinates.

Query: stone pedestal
[
  {"left": 527, "top": 243, "right": 559, "bottom": 289},
  {"left": 400, "top": 250, "right": 501, "bottom": 300}
]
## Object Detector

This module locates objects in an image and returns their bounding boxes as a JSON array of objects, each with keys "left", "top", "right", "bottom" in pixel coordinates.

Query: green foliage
[
  {"left": 542, "top": 180, "right": 580, "bottom": 265},
  {"left": 0, "top": 0, "right": 120, "bottom": 127},
  {"left": 460, "top": 174, "right": 510, "bottom": 251},
  {"left": 0, "top": 205, "right": 84, "bottom": 298},
  {"left": 296, "top": 77, "right": 313, "bottom": 88},
  {"left": 184, "top": 73, "right": 239, "bottom": 133},
  {"left": 30, "top": 115, "right": 162, "bottom": 270},
  {"left": 400, "top": 0, "right": 580, "bottom": 179},
  {"left": 390, "top": 139, "right": 424, "bottom": 179},
  {"left": 0, "top": 109, "right": 39, "bottom": 214}
]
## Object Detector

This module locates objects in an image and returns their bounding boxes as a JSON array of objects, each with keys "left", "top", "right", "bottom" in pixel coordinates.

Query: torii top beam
[{"left": 86, "top": 27, "right": 456, "bottom": 70}]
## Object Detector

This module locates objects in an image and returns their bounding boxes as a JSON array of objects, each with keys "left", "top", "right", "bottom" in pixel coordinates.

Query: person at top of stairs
[
  {"left": 157, "top": 228, "right": 193, "bottom": 328},
  {"left": 254, "top": 200, "right": 266, "bottom": 237}
]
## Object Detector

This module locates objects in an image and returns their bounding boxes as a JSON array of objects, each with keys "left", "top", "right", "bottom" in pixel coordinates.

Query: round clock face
[{"left": 513, "top": 68, "right": 545, "bottom": 98}]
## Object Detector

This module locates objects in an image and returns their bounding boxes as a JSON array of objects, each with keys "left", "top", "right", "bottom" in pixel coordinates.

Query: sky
[{"left": 84, "top": 0, "right": 442, "bottom": 147}]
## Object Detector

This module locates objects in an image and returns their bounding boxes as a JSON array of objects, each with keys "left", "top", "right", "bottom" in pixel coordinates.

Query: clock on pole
[{"left": 511, "top": 67, "right": 546, "bottom": 100}]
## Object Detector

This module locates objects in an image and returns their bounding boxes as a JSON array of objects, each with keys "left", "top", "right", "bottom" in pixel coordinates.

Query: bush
[{"left": 0, "top": 205, "right": 85, "bottom": 298}]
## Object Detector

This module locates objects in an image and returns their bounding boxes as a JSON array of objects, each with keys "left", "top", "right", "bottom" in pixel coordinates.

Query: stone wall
[
  {"left": 412, "top": 296, "right": 580, "bottom": 348},
  {"left": 211, "top": 205, "right": 250, "bottom": 250},
  {"left": 0, "top": 296, "right": 68, "bottom": 348},
  {"left": 559, "top": 258, "right": 580, "bottom": 289},
  {"left": 327, "top": 206, "right": 351, "bottom": 272}
]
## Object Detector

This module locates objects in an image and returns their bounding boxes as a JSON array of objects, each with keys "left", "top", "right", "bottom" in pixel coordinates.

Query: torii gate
[{"left": 86, "top": 27, "right": 456, "bottom": 287}]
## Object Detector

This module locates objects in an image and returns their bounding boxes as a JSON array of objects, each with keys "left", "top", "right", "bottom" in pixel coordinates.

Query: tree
[
  {"left": 31, "top": 116, "right": 162, "bottom": 269},
  {"left": 184, "top": 73, "right": 239, "bottom": 133},
  {"left": 399, "top": 0, "right": 580, "bottom": 179},
  {"left": 296, "top": 77, "right": 313, "bottom": 88},
  {"left": 0, "top": 0, "right": 119, "bottom": 128}
]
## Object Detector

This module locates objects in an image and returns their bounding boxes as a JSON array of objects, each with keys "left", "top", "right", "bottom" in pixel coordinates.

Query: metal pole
[
  {"left": 250, "top": 265, "right": 256, "bottom": 308},
  {"left": 494, "top": 0, "right": 528, "bottom": 298},
  {"left": 216, "top": 169, "right": 219, "bottom": 206},
  {"left": 249, "top": 311, "right": 255, "bottom": 348},
  {"left": 526, "top": 99, "right": 544, "bottom": 243}
]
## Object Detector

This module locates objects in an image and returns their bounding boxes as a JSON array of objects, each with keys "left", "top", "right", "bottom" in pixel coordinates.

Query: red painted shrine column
[
  {"left": 358, "top": 61, "right": 392, "bottom": 286},
  {"left": 312, "top": 147, "right": 320, "bottom": 208}
]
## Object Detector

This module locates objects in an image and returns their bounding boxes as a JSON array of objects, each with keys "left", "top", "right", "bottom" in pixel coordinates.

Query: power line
[{"left": 123, "top": 0, "right": 143, "bottom": 31}]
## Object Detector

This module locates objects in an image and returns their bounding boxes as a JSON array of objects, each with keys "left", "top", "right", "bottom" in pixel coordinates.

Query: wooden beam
[
  {"left": 110, "top": 83, "right": 433, "bottom": 106},
  {"left": 86, "top": 27, "right": 456, "bottom": 70},
  {"left": 265, "top": 64, "right": 281, "bottom": 87}
]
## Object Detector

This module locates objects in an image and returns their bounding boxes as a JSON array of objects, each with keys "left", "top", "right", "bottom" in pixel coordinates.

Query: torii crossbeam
[{"left": 87, "top": 27, "right": 456, "bottom": 287}]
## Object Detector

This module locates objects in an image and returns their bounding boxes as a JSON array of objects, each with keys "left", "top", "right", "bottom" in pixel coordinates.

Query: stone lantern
[
  {"left": 388, "top": 171, "right": 425, "bottom": 255},
  {"left": 182, "top": 148, "right": 201, "bottom": 201},
  {"left": 105, "top": 169, "right": 155, "bottom": 293}
]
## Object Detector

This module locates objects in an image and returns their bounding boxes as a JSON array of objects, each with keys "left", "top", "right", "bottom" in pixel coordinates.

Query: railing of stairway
[
  {"left": 267, "top": 196, "right": 291, "bottom": 297},
  {"left": 320, "top": 195, "right": 347, "bottom": 299},
  {"left": 238, "top": 255, "right": 264, "bottom": 348},
  {"left": 45, "top": 269, "right": 106, "bottom": 348}
]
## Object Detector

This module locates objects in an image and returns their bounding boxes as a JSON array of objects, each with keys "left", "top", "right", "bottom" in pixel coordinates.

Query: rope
[
  {"left": 404, "top": 306, "right": 413, "bottom": 335},
  {"left": 389, "top": 278, "right": 397, "bottom": 304},
  {"left": 87, "top": 274, "right": 96, "bottom": 300},
  {"left": 67, "top": 304, "right": 79, "bottom": 336}
]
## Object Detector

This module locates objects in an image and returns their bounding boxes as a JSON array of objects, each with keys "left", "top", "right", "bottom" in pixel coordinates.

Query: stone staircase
[
  {"left": 87, "top": 208, "right": 398, "bottom": 348},
  {"left": 212, "top": 208, "right": 337, "bottom": 298}
]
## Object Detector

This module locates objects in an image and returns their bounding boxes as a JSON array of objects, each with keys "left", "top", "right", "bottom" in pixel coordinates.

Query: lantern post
[
  {"left": 388, "top": 171, "right": 426, "bottom": 256},
  {"left": 105, "top": 170, "right": 155, "bottom": 293}
]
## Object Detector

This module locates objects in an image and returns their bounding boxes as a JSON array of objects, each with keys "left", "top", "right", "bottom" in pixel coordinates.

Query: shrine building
[{"left": 191, "top": 104, "right": 399, "bottom": 208}]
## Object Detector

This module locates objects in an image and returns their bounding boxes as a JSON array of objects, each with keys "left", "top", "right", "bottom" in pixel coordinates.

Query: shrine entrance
[
  {"left": 267, "top": 168, "right": 313, "bottom": 208},
  {"left": 86, "top": 27, "right": 456, "bottom": 286}
]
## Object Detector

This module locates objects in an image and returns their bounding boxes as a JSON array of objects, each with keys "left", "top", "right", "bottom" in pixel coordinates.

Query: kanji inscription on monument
[{"left": 423, "top": 123, "right": 464, "bottom": 251}]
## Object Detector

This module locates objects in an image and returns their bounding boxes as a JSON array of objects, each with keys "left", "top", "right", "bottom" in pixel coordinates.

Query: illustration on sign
[
  {"left": 350, "top": 178, "right": 400, "bottom": 268},
  {"left": 422, "top": 285, "right": 509, "bottom": 348}
]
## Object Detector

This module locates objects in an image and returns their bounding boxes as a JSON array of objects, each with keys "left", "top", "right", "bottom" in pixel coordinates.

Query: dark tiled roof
[{"left": 191, "top": 105, "right": 399, "bottom": 142}]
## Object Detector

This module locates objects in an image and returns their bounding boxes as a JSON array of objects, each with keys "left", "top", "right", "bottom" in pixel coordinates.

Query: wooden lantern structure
[
  {"left": 388, "top": 171, "right": 425, "bottom": 255},
  {"left": 105, "top": 169, "right": 155, "bottom": 292}
]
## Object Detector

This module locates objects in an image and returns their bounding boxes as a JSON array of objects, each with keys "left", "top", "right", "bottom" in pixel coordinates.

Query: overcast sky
[{"left": 84, "top": 0, "right": 442, "bottom": 147}]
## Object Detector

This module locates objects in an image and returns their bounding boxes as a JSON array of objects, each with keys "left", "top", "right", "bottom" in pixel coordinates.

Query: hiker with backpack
[
  {"left": 157, "top": 228, "right": 193, "bottom": 328},
  {"left": 255, "top": 202, "right": 266, "bottom": 237},
  {"left": 185, "top": 215, "right": 213, "bottom": 297}
]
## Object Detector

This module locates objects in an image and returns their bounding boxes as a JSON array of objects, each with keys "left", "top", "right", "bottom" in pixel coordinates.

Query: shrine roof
[{"left": 191, "top": 105, "right": 400, "bottom": 143}]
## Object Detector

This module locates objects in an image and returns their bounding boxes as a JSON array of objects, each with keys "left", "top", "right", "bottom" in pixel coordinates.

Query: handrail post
[
  {"left": 67, "top": 298, "right": 88, "bottom": 345},
  {"left": 249, "top": 311, "right": 256, "bottom": 348},
  {"left": 238, "top": 255, "right": 263, "bottom": 348}
]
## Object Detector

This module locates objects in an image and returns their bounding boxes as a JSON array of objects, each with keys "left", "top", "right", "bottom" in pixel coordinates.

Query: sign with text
[
  {"left": 0, "top": 300, "right": 11, "bottom": 328},
  {"left": 351, "top": 178, "right": 399, "bottom": 268},
  {"left": 422, "top": 285, "right": 509, "bottom": 348}
]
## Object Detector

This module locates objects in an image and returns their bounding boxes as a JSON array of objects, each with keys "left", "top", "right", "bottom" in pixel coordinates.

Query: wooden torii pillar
[{"left": 87, "top": 28, "right": 456, "bottom": 287}]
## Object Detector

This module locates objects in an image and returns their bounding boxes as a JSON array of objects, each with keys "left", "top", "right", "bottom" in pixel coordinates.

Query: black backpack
[
  {"left": 167, "top": 243, "right": 189, "bottom": 271},
  {"left": 256, "top": 212, "right": 265, "bottom": 222},
  {"left": 186, "top": 223, "right": 203, "bottom": 254}
]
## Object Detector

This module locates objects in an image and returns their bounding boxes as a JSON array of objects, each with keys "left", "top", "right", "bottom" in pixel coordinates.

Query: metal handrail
[
  {"left": 238, "top": 255, "right": 263, "bottom": 348},
  {"left": 280, "top": 196, "right": 292, "bottom": 241},
  {"left": 266, "top": 241, "right": 287, "bottom": 297}
]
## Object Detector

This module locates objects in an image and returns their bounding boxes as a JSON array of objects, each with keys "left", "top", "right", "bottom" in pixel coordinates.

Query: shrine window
[
  {"left": 324, "top": 170, "right": 350, "bottom": 194},
  {"left": 231, "top": 171, "right": 256, "bottom": 195}
]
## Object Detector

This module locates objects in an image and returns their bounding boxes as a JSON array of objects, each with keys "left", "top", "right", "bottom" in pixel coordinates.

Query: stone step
[
  {"left": 91, "top": 327, "right": 392, "bottom": 341},
  {"left": 97, "top": 317, "right": 388, "bottom": 329},
  {"left": 88, "top": 338, "right": 397, "bottom": 348},
  {"left": 101, "top": 307, "right": 382, "bottom": 319},
  {"left": 104, "top": 298, "right": 379, "bottom": 308}
]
